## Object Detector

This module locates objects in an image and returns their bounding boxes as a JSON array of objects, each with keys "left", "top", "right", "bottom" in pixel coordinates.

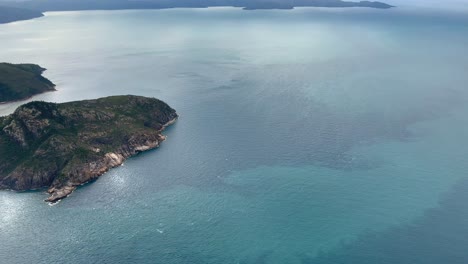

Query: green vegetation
[
  {"left": 0, "top": 63, "right": 56, "bottom": 103},
  {"left": 0, "top": 95, "right": 177, "bottom": 202}
]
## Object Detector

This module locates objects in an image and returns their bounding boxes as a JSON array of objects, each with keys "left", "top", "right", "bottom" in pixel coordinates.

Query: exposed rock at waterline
[{"left": 0, "top": 95, "right": 177, "bottom": 202}]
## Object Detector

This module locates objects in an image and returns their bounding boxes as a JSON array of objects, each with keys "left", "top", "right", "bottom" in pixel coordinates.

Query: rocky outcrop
[
  {"left": 45, "top": 133, "right": 168, "bottom": 203},
  {"left": 0, "top": 95, "right": 177, "bottom": 203}
]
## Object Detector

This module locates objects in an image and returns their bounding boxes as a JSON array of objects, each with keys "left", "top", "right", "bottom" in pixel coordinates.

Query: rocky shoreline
[
  {"left": 0, "top": 95, "right": 178, "bottom": 202},
  {"left": 45, "top": 117, "right": 177, "bottom": 203}
]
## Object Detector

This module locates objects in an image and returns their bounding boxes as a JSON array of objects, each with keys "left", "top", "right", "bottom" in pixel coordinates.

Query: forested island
[
  {"left": 1, "top": 0, "right": 394, "bottom": 23},
  {"left": 0, "top": 63, "right": 55, "bottom": 103},
  {"left": 0, "top": 95, "right": 178, "bottom": 203}
]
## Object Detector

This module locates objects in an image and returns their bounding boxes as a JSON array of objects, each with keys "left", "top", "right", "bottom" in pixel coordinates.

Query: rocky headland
[
  {"left": 0, "top": 63, "right": 55, "bottom": 103},
  {"left": 0, "top": 6, "right": 44, "bottom": 24},
  {"left": 0, "top": 95, "right": 177, "bottom": 202}
]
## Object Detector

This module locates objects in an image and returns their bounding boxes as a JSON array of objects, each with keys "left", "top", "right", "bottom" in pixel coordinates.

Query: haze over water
[{"left": 1, "top": 7, "right": 468, "bottom": 264}]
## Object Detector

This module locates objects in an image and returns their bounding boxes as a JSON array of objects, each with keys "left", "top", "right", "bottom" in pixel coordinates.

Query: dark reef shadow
[{"left": 300, "top": 177, "right": 468, "bottom": 264}]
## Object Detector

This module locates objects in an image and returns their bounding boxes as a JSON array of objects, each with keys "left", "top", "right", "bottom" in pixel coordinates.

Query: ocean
[{"left": 1, "top": 7, "right": 468, "bottom": 263}]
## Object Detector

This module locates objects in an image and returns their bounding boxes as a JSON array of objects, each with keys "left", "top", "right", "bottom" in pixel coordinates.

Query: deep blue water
[{"left": 1, "top": 7, "right": 468, "bottom": 264}]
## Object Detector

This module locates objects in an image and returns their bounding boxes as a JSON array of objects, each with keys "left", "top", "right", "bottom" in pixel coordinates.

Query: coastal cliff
[
  {"left": 0, "top": 63, "right": 55, "bottom": 103},
  {"left": 0, "top": 95, "right": 178, "bottom": 202}
]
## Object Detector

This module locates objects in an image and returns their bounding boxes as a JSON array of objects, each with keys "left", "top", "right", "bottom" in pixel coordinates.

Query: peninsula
[
  {"left": 0, "top": 95, "right": 178, "bottom": 202},
  {"left": 0, "top": 6, "right": 44, "bottom": 24},
  {"left": 0, "top": 63, "right": 55, "bottom": 103}
]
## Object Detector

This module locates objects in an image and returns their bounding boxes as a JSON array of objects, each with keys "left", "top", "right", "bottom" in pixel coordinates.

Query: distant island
[
  {"left": 1, "top": 0, "right": 394, "bottom": 23},
  {"left": 0, "top": 95, "right": 178, "bottom": 203},
  {"left": 0, "top": 63, "right": 56, "bottom": 103},
  {"left": 0, "top": 5, "right": 43, "bottom": 24}
]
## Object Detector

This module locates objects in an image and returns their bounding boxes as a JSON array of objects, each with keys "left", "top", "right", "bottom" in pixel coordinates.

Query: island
[
  {"left": 2, "top": 0, "right": 394, "bottom": 23},
  {"left": 0, "top": 63, "right": 56, "bottom": 103},
  {"left": 0, "top": 95, "right": 178, "bottom": 203},
  {"left": 0, "top": 6, "right": 44, "bottom": 24},
  {"left": 242, "top": 0, "right": 394, "bottom": 10}
]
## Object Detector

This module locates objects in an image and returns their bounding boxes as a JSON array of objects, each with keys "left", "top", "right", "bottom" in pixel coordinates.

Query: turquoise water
[{"left": 1, "top": 7, "right": 468, "bottom": 264}]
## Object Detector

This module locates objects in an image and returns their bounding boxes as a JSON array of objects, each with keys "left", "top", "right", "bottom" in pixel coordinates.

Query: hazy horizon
[{"left": 1, "top": 0, "right": 468, "bottom": 10}]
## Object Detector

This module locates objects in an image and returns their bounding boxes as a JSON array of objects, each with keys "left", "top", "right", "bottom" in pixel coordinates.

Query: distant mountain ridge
[
  {"left": 0, "top": 0, "right": 394, "bottom": 23},
  {"left": 11, "top": 0, "right": 394, "bottom": 10}
]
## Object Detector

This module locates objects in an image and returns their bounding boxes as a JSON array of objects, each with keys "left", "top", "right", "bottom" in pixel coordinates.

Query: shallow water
[{"left": 1, "top": 7, "right": 468, "bottom": 264}]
